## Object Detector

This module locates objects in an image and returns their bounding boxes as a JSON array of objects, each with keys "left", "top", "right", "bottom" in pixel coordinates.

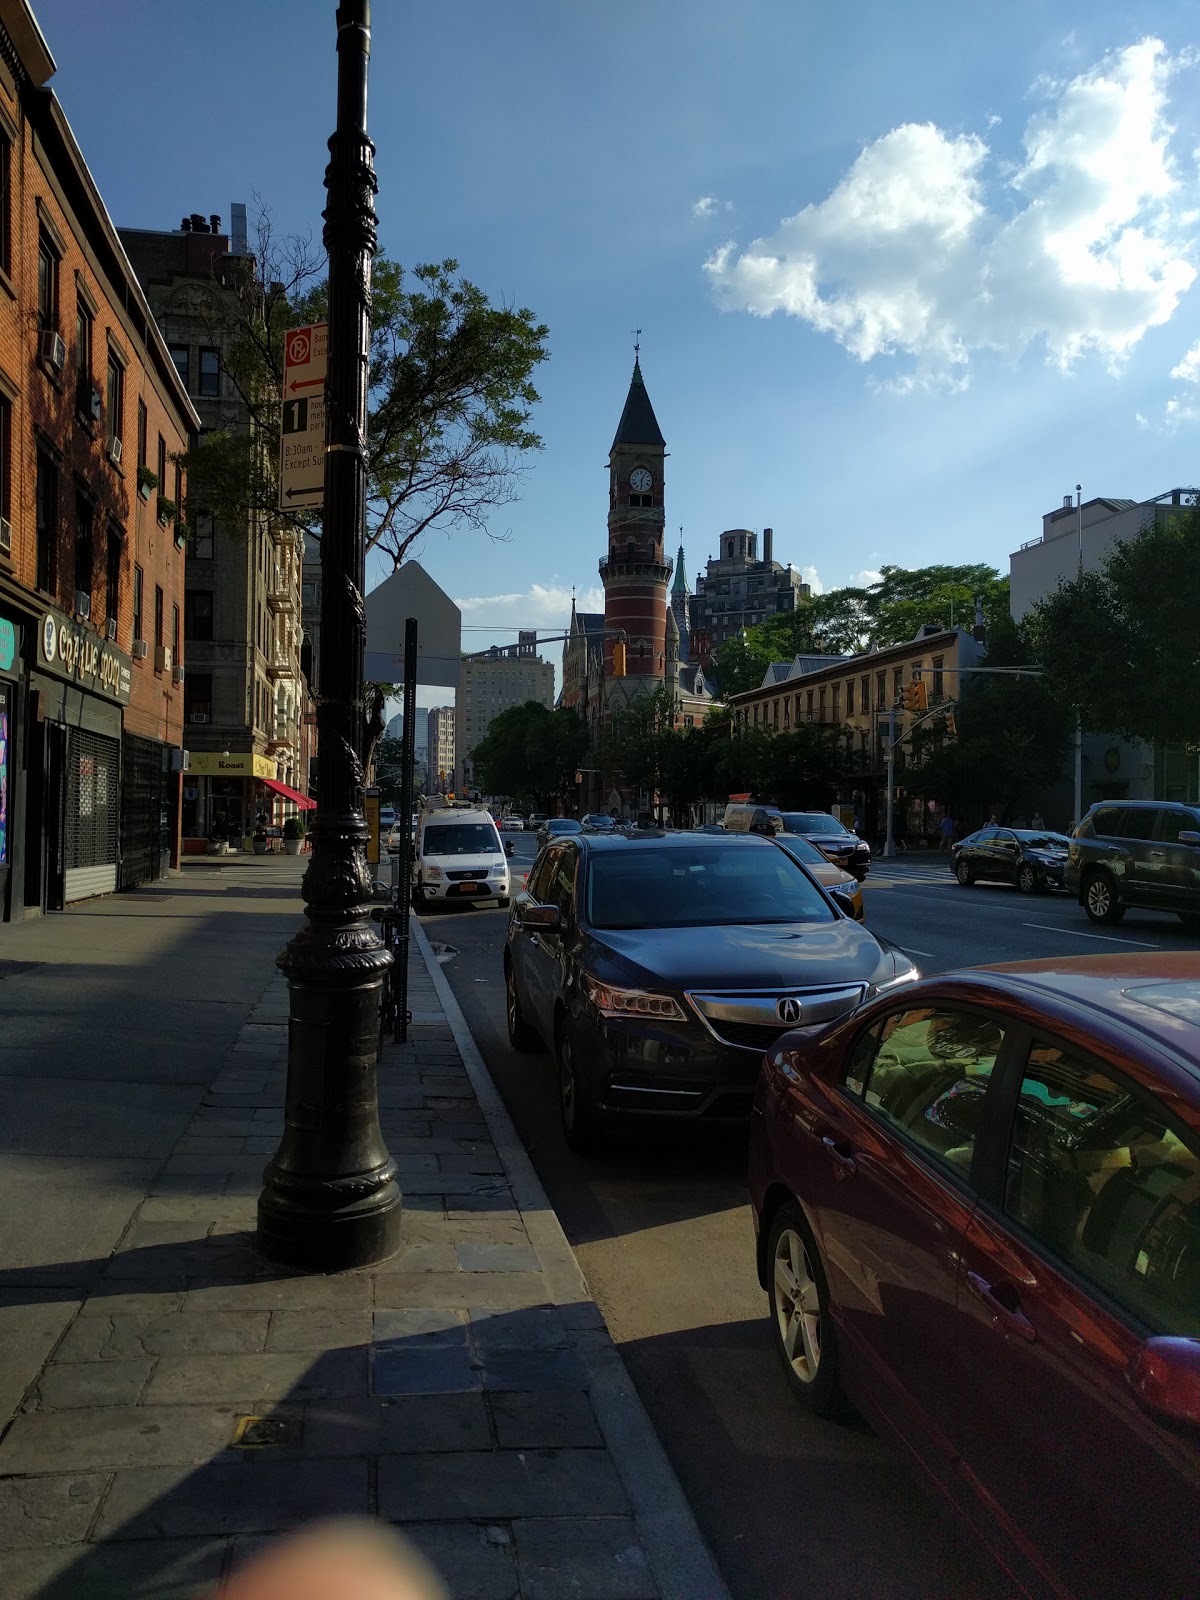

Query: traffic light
[
  {"left": 611, "top": 641, "right": 627, "bottom": 677},
  {"left": 902, "top": 679, "right": 928, "bottom": 713},
  {"left": 944, "top": 707, "right": 957, "bottom": 737}
]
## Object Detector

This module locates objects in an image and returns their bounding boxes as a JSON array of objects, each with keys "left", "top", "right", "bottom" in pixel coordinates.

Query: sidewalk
[{"left": 0, "top": 858, "right": 728, "bottom": 1599}]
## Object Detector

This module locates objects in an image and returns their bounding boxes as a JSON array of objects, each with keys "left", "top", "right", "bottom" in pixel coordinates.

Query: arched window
[{"left": 726, "top": 539, "right": 734, "bottom": 559}]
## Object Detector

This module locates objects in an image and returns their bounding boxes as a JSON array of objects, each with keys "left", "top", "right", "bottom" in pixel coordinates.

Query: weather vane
[{"left": 632, "top": 327, "right": 641, "bottom": 358}]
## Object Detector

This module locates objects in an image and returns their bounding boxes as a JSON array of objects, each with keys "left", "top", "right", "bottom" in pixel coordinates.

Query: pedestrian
[
  {"left": 1031, "top": 810, "right": 1045, "bottom": 830},
  {"left": 939, "top": 813, "right": 955, "bottom": 853},
  {"left": 1012, "top": 813, "right": 1028, "bottom": 830},
  {"left": 987, "top": 814, "right": 998, "bottom": 826}
]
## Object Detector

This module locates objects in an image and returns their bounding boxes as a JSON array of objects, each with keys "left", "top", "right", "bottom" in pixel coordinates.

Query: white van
[{"left": 412, "top": 805, "right": 510, "bottom": 909}]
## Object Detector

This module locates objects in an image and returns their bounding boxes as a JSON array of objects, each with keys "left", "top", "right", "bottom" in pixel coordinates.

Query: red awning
[{"left": 260, "top": 777, "right": 316, "bottom": 810}]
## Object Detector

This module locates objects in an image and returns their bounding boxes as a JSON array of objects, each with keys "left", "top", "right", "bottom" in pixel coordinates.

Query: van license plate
[{"left": 460, "top": 882, "right": 479, "bottom": 892}]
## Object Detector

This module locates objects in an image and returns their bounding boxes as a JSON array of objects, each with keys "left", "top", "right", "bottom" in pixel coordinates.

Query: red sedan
[{"left": 749, "top": 953, "right": 1200, "bottom": 1600}]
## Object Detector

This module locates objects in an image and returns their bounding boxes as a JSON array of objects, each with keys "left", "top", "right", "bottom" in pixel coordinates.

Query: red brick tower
[{"left": 600, "top": 357, "right": 672, "bottom": 708}]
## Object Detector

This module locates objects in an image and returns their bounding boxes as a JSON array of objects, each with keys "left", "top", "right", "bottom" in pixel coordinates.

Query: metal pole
[
  {"left": 395, "top": 618, "right": 418, "bottom": 1042},
  {"left": 258, "top": 0, "right": 402, "bottom": 1271},
  {"left": 884, "top": 705, "right": 896, "bottom": 859}
]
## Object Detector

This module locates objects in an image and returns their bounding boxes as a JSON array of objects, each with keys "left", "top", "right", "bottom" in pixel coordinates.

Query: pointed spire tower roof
[
  {"left": 611, "top": 357, "right": 665, "bottom": 450},
  {"left": 671, "top": 536, "right": 689, "bottom": 595}
]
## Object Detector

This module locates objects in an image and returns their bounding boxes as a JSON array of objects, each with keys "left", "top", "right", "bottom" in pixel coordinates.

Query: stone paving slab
[{"left": 378, "top": 1447, "right": 630, "bottom": 1521}]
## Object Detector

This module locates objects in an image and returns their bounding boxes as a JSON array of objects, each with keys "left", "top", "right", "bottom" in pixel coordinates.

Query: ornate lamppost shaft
[{"left": 257, "top": 0, "right": 402, "bottom": 1271}]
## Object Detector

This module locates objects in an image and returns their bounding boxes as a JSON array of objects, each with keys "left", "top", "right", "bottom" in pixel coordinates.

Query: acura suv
[{"left": 1066, "top": 799, "right": 1200, "bottom": 927}]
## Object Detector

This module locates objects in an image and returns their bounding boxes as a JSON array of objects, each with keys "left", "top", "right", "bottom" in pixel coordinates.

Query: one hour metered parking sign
[{"left": 279, "top": 323, "right": 327, "bottom": 510}]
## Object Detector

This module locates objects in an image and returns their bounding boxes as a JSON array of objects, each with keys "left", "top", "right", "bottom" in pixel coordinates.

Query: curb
[{"left": 410, "top": 917, "right": 732, "bottom": 1600}]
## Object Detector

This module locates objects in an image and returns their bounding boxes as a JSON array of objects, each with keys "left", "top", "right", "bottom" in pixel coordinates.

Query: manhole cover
[
  {"left": 0, "top": 961, "right": 42, "bottom": 980},
  {"left": 231, "top": 1414, "right": 303, "bottom": 1449}
]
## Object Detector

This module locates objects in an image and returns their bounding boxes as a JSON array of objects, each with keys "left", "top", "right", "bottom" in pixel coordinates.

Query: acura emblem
[{"left": 777, "top": 997, "right": 803, "bottom": 1024}]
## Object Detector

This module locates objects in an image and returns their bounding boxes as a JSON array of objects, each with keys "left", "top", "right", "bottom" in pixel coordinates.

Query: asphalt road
[{"left": 415, "top": 836, "right": 1198, "bottom": 1600}]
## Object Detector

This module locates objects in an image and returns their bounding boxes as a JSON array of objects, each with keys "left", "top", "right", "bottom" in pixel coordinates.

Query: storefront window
[{"left": 0, "top": 690, "right": 9, "bottom": 866}]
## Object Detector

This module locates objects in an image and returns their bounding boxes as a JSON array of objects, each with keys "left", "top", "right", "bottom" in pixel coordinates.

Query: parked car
[
  {"left": 774, "top": 833, "right": 865, "bottom": 921},
  {"left": 503, "top": 832, "right": 916, "bottom": 1151},
  {"left": 581, "top": 813, "right": 617, "bottom": 833},
  {"left": 385, "top": 821, "right": 405, "bottom": 854},
  {"left": 501, "top": 814, "right": 526, "bottom": 831},
  {"left": 412, "top": 806, "right": 510, "bottom": 909},
  {"left": 950, "top": 826, "right": 1072, "bottom": 893},
  {"left": 724, "top": 805, "right": 871, "bottom": 881},
  {"left": 1066, "top": 799, "right": 1200, "bottom": 927},
  {"left": 749, "top": 952, "right": 1200, "bottom": 1600},
  {"left": 528, "top": 812, "right": 549, "bottom": 829},
  {"left": 536, "top": 817, "right": 583, "bottom": 850}
]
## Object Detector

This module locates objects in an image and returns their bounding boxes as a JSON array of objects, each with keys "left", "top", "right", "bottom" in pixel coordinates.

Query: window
[
  {"left": 192, "top": 513, "right": 215, "bottom": 560},
  {"left": 0, "top": 391, "right": 9, "bottom": 530},
  {"left": 172, "top": 602, "right": 180, "bottom": 665},
  {"left": 893, "top": 667, "right": 904, "bottom": 701},
  {"left": 933, "top": 656, "right": 944, "bottom": 700},
  {"left": 157, "top": 433, "right": 167, "bottom": 487},
  {"left": 876, "top": 670, "right": 886, "bottom": 708},
  {"left": 168, "top": 345, "right": 189, "bottom": 388},
  {"left": 106, "top": 354, "right": 124, "bottom": 448},
  {"left": 846, "top": 679, "right": 855, "bottom": 716},
  {"left": 74, "top": 492, "right": 93, "bottom": 601},
  {"left": 105, "top": 527, "right": 121, "bottom": 625},
  {"left": 772, "top": 699, "right": 779, "bottom": 730},
  {"left": 832, "top": 683, "right": 841, "bottom": 720},
  {"left": 818, "top": 685, "right": 827, "bottom": 720},
  {"left": 847, "top": 1005, "right": 1006, "bottom": 1174},
  {"left": 184, "top": 671, "right": 212, "bottom": 722},
  {"left": 137, "top": 399, "right": 148, "bottom": 470},
  {"left": 198, "top": 347, "right": 220, "bottom": 397},
  {"left": 806, "top": 689, "right": 813, "bottom": 721},
  {"left": 132, "top": 563, "right": 144, "bottom": 642},
  {"left": 36, "top": 453, "right": 57, "bottom": 593},
  {"left": 0, "top": 129, "right": 10, "bottom": 277},
  {"left": 1157, "top": 807, "right": 1200, "bottom": 844},
  {"left": 861, "top": 674, "right": 870, "bottom": 712},
  {"left": 154, "top": 584, "right": 164, "bottom": 648},
  {"left": 185, "top": 590, "right": 214, "bottom": 641},
  {"left": 76, "top": 303, "right": 93, "bottom": 393},
  {"left": 37, "top": 230, "right": 58, "bottom": 331},
  {"left": 1005, "top": 1042, "right": 1200, "bottom": 1335}
]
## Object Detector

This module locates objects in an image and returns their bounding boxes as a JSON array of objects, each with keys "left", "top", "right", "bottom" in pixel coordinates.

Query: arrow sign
[{"left": 279, "top": 323, "right": 327, "bottom": 511}]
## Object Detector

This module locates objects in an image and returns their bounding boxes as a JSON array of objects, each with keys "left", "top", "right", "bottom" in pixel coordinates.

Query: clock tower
[{"left": 601, "top": 356, "right": 672, "bottom": 704}]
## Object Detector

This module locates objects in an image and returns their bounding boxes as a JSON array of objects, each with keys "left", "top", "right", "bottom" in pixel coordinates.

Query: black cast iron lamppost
[{"left": 257, "top": 0, "right": 402, "bottom": 1271}]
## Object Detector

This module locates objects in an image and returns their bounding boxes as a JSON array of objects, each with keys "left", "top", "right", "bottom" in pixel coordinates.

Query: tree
[
  {"left": 470, "top": 703, "right": 587, "bottom": 811},
  {"left": 1025, "top": 504, "right": 1200, "bottom": 749},
  {"left": 181, "top": 207, "right": 550, "bottom": 570},
  {"left": 372, "top": 736, "right": 405, "bottom": 806}
]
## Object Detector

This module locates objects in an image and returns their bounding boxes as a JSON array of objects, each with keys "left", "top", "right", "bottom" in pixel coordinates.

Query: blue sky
[{"left": 35, "top": 0, "right": 1200, "bottom": 705}]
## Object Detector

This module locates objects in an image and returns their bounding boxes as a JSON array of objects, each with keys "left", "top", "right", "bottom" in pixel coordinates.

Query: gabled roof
[
  {"left": 792, "top": 653, "right": 851, "bottom": 677},
  {"left": 611, "top": 358, "right": 665, "bottom": 450},
  {"left": 576, "top": 611, "right": 606, "bottom": 634},
  {"left": 761, "top": 661, "right": 795, "bottom": 686}
]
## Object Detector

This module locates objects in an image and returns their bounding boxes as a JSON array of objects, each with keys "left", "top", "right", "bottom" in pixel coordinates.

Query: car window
[
  {"left": 1121, "top": 808, "right": 1160, "bottom": 842},
  {"left": 585, "top": 842, "right": 834, "bottom": 929},
  {"left": 975, "top": 827, "right": 999, "bottom": 843},
  {"left": 1090, "top": 807, "right": 1125, "bottom": 838},
  {"left": 849, "top": 1006, "right": 1007, "bottom": 1175},
  {"left": 1156, "top": 807, "right": 1199, "bottom": 844},
  {"left": 422, "top": 823, "right": 501, "bottom": 855},
  {"left": 544, "top": 845, "right": 577, "bottom": 917},
  {"left": 525, "top": 850, "right": 556, "bottom": 904},
  {"left": 1004, "top": 1042, "right": 1200, "bottom": 1336}
]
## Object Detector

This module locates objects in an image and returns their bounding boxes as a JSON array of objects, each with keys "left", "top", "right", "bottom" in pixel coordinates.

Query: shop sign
[
  {"left": 186, "top": 751, "right": 278, "bottom": 779},
  {"left": 0, "top": 618, "right": 15, "bottom": 673},
  {"left": 39, "top": 610, "right": 131, "bottom": 704}
]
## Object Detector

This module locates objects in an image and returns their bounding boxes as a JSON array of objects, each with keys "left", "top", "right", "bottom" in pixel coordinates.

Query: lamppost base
[{"left": 257, "top": 1181, "right": 402, "bottom": 1273}]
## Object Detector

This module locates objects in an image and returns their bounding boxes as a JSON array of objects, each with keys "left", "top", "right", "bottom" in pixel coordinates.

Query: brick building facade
[{"left": 0, "top": 1, "right": 197, "bottom": 918}]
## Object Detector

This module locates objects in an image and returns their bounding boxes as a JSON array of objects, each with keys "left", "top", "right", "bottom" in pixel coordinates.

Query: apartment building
[
  {"left": 120, "top": 209, "right": 310, "bottom": 846},
  {"left": 455, "top": 632, "right": 554, "bottom": 792},
  {"left": 0, "top": 1, "right": 199, "bottom": 918},
  {"left": 427, "top": 705, "right": 454, "bottom": 792},
  {"left": 688, "top": 527, "right": 809, "bottom": 656}
]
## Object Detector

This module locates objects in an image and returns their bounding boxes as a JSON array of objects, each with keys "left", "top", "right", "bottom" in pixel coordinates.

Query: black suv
[{"left": 1066, "top": 800, "right": 1200, "bottom": 927}]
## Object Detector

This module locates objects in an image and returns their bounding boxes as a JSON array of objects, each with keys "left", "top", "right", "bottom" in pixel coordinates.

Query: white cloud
[
  {"left": 800, "top": 564, "right": 824, "bottom": 594},
  {"left": 692, "top": 195, "right": 731, "bottom": 220},
  {"left": 705, "top": 40, "right": 1197, "bottom": 385},
  {"left": 1171, "top": 338, "right": 1200, "bottom": 380},
  {"left": 849, "top": 568, "right": 885, "bottom": 589}
]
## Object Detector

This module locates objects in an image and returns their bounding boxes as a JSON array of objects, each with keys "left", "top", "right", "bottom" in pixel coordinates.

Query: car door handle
[
  {"left": 821, "top": 1136, "right": 857, "bottom": 1179},
  {"left": 966, "top": 1271, "right": 1037, "bottom": 1343},
  {"left": 1147, "top": 849, "right": 1165, "bottom": 859}
]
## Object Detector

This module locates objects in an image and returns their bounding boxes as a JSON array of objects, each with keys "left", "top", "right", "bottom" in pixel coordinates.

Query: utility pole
[
  {"left": 884, "top": 703, "right": 896, "bottom": 858},
  {"left": 258, "top": 0, "right": 402, "bottom": 1272}
]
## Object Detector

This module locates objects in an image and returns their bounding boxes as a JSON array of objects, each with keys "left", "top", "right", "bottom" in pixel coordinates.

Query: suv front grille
[
  {"left": 446, "top": 866, "right": 492, "bottom": 880},
  {"left": 687, "top": 984, "right": 866, "bottom": 1051}
]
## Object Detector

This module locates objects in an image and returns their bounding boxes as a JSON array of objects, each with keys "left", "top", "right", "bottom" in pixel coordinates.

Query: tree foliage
[
  {"left": 715, "top": 564, "right": 1010, "bottom": 697},
  {"left": 180, "top": 208, "right": 550, "bottom": 569},
  {"left": 470, "top": 703, "right": 587, "bottom": 811},
  {"left": 1025, "top": 504, "right": 1200, "bottom": 749}
]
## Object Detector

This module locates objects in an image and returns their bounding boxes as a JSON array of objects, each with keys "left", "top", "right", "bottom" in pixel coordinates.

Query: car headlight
[
  {"left": 489, "top": 862, "right": 507, "bottom": 876},
  {"left": 423, "top": 866, "right": 443, "bottom": 882},
  {"left": 582, "top": 977, "right": 686, "bottom": 1021},
  {"left": 869, "top": 949, "right": 920, "bottom": 996}
]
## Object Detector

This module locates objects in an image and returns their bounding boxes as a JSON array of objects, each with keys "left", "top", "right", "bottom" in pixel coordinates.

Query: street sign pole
[{"left": 258, "top": 0, "right": 402, "bottom": 1273}]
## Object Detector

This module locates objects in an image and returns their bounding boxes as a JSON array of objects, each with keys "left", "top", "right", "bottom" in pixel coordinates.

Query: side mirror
[
  {"left": 522, "top": 904, "right": 562, "bottom": 934},
  {"left": 1178, "top": 831, "right": 1200, "bottom": 847},
  {"left": 1127, "top": 1337, "right": 1200, "bottom": 1430},
  {"left": 830, "top": 889, "right": 857, "bottom": 919}
]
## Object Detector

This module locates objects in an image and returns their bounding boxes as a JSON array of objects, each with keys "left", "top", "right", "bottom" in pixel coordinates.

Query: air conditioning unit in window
[
  {"left": 132, "top": 638, "right": 148, "bottom": 660},
  {"left": 73, "top": 589, "right": 91, "bottom": 620},
  {"left": 155, "top": 644, "right": 171, "bottom": 673},
  {"left": 39, "top": 330, "right": 66, "bottom": 371},
  {"left": 172, "top": 664, "right": 185, "bottom": 686},
  {"left": 106, "top": 435, "right": 122, "bottom": 467},
  {"left": 190, "top": 711, "right": 209, "bottom": 724},
  {"left": 105, "top": 617, "right": 117, "bottom": 641},
  {"left": 0, "top": 517, "right": 10, "bottom": 555}
]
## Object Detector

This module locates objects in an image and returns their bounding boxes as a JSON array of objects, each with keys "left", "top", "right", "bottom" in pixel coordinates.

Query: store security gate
[
  {"left": 65, "top": 729, "right": 119, "bottom": 902},
  {"left": 120, "top": 733, "right": 168, "bottom": 890}
]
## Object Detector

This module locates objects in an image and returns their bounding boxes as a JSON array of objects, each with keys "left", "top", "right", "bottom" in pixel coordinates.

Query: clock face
[{"left": 630, "top": 467, "right": 653, "bottom": 494}]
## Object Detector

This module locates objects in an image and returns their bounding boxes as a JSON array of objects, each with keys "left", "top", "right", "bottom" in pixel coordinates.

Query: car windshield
[
  {"left": 423, "top": 824, "right": 500, "bottom": 856},
  {"left": 550, "top": 820, "right": 581, "bottom": 832},
  {"left": 585, "top": 843, "right": 835, "bottom": 929},
  {"left": 780, "top": 812, "right": 848, "bottom": 836},
  {"left": 1013, "top": 831, "right": 1070, "bottom": 850},
  {"left": 776, "top": 833, "right": 828, "bottom": 865}
]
